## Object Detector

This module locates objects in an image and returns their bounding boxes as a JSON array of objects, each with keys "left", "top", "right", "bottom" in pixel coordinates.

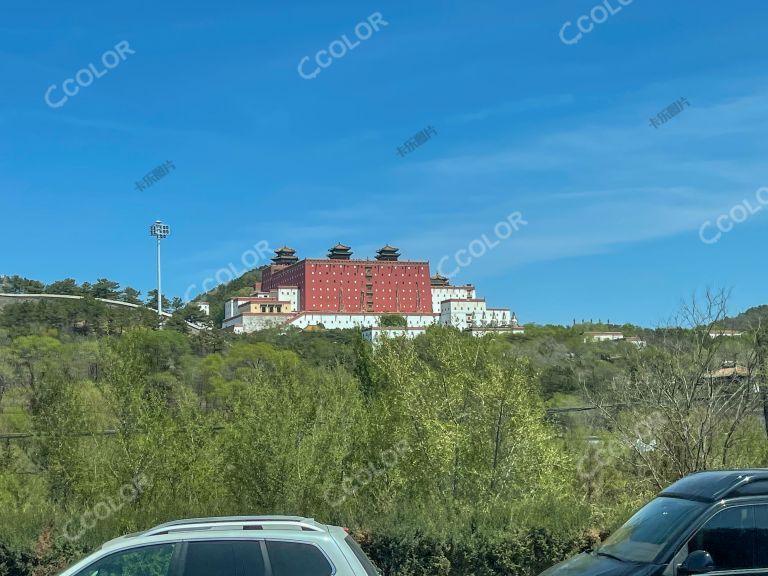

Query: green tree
[
  {"left": 589, "top": 290, "right": 764, "bottom": 489},
  {"left": 364, "top": 326, "right": 568, "bottom": 528},
  {"left": 379, "top": 315, "right": 407, "bottom": 327},
  {"left": 10, "top": 335, "right": 63, "bottom": 403},
  {"left": 145, "top": 290, "right": 171, "bottom": 312},
  {"left": 540, "top": 365, "right": 579, "bottom": 399},
  {"left": 0, "top": 275, "right": 45, "bottom": 294},
  {"left": 44, "top": 279, "right": 82, "bottom": 296},
  {"left": 202, "top": 342, "right": 364, "bottom": 518},
  {"left": 120, "top": 287, "right": 143, "bottom": 305},
  {"left": 90, "top": 278, "right": 121, "bottom": 300}
]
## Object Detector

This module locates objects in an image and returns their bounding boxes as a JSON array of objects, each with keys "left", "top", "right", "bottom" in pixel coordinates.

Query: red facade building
[{"left": 261, "top": 245, "right": 433, "bottom": 314}]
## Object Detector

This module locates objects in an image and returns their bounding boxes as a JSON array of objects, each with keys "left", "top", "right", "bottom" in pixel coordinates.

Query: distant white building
[
  {"left": 624, "top": 336, "right": 647, "bottom": 348},
  {"left": 466, "top": 313, "right": 524, "bottom": 337},
  {"left": 583, "top": 332, "right": 647, "bottom": 347},
  {"left": 708, "top": 329, "right": 745, "bottom": 338},
  {"left": 363, "top": 317, "right": 525, "bottom": 346},
  {"left": 583, "top": 331, "right": 625, "bottom": 343},
  {"left": 431, "top": 281, "right": 476, "bottom": 313}
]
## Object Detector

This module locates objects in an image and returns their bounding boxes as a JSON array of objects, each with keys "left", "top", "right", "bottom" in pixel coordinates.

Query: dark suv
[{"left": 540, "top": 469, "right": 768, "bottom": 576}]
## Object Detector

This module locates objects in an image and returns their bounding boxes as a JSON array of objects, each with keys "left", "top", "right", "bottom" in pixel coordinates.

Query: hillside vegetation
[{"left": 0, "top": 280, "right": 766, "bottom": 576}]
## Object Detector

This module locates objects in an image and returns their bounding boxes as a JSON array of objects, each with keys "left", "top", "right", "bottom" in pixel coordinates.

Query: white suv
[{"left": 59, "top": 516, "right": 380, "bottom": 576}]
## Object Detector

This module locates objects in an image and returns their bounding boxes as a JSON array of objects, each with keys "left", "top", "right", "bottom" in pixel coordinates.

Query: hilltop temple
[{"left": 222, "top": 244, "right": 523, "bottom": 339}]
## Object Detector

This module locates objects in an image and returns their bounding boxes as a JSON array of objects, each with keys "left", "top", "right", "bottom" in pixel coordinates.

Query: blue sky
[{"left": 2, "top": 0, "right": 768, "bottom": 326}]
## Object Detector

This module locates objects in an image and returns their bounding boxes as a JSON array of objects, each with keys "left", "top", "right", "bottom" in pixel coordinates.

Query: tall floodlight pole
[{"left": 149, "top": 220, "right": 170, "bottom": 317}]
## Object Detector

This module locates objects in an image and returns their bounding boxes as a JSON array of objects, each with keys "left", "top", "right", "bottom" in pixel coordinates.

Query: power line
[
  {"left": 0, "top": 425, "right": 226, "bottom": 441},
  {"left": 0, "top": 430, "right": 117, "bottom": 440}
]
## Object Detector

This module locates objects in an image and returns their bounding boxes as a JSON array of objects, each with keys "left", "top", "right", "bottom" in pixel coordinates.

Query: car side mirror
[{"left": 679, "top": 551, "right": 715, "bottom": 575}]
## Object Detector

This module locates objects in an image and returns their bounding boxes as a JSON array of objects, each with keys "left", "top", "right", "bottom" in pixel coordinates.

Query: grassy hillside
[
  {"left": 189, "top": 268, "right": 264, "bottom": 326},
  {"left": 723, "top": 304, "right": 768, "bottom": 330},
  {"left": 0, "top": 277, "right": 766, "bottom": 576}
]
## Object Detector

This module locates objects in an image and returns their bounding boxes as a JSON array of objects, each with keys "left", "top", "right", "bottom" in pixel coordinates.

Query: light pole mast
[{"left": 149, "top": 220, "right": 170, "bottom": 317}]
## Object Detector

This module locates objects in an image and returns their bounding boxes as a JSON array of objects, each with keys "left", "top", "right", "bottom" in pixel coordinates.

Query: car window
[
  {"left": 343, "top": 535, "right": 379, "bottom": 576},
  {"left": 234, "top": 541, "right": 266, "bottom": 576},
  {"left": 74, "top": 544, "right": 176, "bottom": 576},
  {"left": 688, "top": 506, "right": 755, "bottom": 570},
  {"left": 731, "top": 480, "right": 768, "bottom": 497},
  {"left": 265, "top": 541, "right": 333, "bottom": 576},
  {"left": 182, "top": 541, "right": 237, "bottom": 576},
  {"left": 757, "top": 506, "right": 768, "bottom": 568}
]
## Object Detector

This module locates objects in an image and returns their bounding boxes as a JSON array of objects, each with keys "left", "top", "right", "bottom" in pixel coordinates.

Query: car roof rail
[{"left": 142, "top": 516, "right": 325, "bottom": 537}]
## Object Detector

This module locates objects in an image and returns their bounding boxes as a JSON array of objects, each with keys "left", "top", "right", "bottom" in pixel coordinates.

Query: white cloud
[{"left": 332, "top": 88, "right": 768, "bottom": 276}]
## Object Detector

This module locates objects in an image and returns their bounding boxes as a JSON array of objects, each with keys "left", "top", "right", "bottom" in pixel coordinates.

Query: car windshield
[{"left": 597, "top": 497, "right": 707, "bottom": 564}]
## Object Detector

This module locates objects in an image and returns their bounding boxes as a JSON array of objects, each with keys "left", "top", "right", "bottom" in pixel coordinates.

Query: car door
[
  {"left": 755, "top": 505, "right": 768, "bottom": 573},
  {"left": 679, "top": 503, "right": 768, "bottom": 576}
]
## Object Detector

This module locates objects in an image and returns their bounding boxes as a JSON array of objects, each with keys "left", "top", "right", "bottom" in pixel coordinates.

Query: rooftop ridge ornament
[
  {"left": 430, "top": 273, "right": 449, "bottom": 286},
  {"left": 327, "top": 243, "right": 353, "bottom": 260},
  {"left": 375, "top": 244, "right": 401, "bottom": 261},
  {"left": 271, "top": 246, "right": 299, "bottom": 266}
]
